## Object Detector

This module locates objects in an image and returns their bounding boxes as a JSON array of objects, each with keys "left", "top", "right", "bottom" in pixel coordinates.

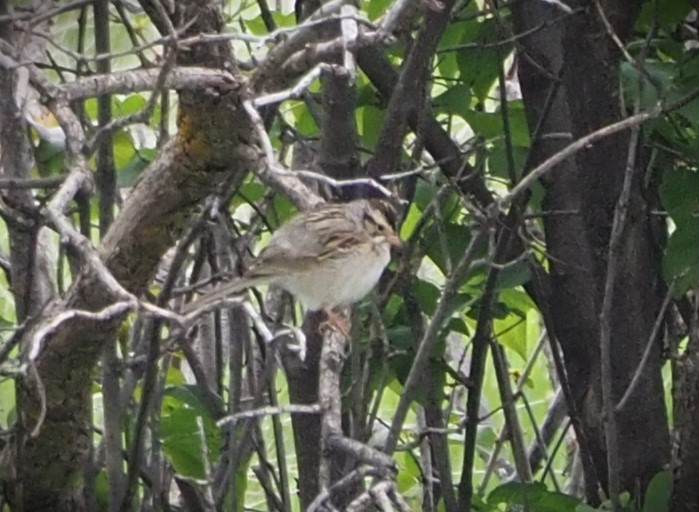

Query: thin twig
[
  {"left": 217, "top": 404, "right": 322, "bottom": 426},
  {"left": 616, "top": 280, "right": 675, "bottom": 412}
]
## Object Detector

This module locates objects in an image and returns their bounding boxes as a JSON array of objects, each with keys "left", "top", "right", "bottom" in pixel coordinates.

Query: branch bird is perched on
[{"left": 183, "top": 199, "right": 402, "bottom": 330}]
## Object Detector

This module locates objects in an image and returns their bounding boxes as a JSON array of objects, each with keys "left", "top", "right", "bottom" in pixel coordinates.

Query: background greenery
[{"left": 1, "top": 0, "right": 698, "bottom": 511}]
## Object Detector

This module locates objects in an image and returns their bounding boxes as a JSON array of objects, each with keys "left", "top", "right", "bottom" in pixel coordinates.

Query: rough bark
[
  {"left": 513, "top": 0, "right": 669, "bottom": 501},
  {"left": 672, "top": 337, "right": 699, "bottom": 512}
]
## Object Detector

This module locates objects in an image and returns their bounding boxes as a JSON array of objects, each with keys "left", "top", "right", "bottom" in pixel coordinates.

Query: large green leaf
[
  {"left": 161, "top": 407, "right": 220, "bottom": 479},
  {"left": 643, "top": 470, "right": 671, "bottom": 512},
  {"left": 661, "top": 168, "right": 699, "bottom": 293},
  {"left": 455, "top": 18, "right": 504, "bottom": 102},
  {"left": 664, "top": 225, "right": 699, "bottom": 294},
  {"left": 636, "top": 0, "right": 693, "bottom": 29},
  {"left": 161, "top": 385, "right": 222, "bottom": 479}
]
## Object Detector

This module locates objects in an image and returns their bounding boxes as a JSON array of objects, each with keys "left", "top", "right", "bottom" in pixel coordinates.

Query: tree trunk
[{"left": 513, "top": 0, "right": 669, "bottom": 501}]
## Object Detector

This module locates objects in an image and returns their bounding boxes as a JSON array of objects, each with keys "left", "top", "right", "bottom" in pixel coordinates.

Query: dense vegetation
[{"left": 0, "top": 0, "right": 698, "bottom": 510}]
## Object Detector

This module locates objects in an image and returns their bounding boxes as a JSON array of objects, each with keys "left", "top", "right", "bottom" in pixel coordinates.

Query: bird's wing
[{"left": 254, "top": 206, "right": 364, "bottom": 270}]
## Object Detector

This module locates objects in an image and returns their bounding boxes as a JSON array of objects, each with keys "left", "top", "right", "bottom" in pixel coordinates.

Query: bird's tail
[{"left": 181, "top": 276, "right": 269, "bottom": 315}]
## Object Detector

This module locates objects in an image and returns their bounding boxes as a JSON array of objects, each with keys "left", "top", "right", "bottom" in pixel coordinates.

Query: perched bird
[{"left": 183, "top": 199, "right": 402, "bottom": 331}]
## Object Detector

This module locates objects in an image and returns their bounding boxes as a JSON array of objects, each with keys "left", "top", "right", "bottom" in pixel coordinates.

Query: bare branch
[
  {"left": 27, "top": 302, "right": 136, "bottom": 362},
  {"left": 616, "top": 281, "right": 675, "bottom": 412},
  {"left": 60, "top": 67, "right": 241, "bottom": 100},
  {"left": 217, "top": 404, "right": 322, "bottom": 426}
]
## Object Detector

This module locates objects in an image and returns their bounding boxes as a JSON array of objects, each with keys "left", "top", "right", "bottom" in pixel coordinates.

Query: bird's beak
[{"left": 386, "top": 233, "right": 403, "bottom": 248}]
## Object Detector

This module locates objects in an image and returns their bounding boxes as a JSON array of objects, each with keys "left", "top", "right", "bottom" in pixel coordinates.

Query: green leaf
[
  {"left": 35, "top": 139, "right": 66, "bottom": 176},
  {"left": 575, "top": 505, "right": 598, "bottom": 512},
  {"left": 233, "top": 459, "right": 251, "bottom": 509},
  {"left": 434, "top": 84, "right": 472, "bottom": 119},
  {"left": 504, "top": 101, "right": 532, "bottom": 147},
  {"left": 395, "top": 451, "right": 421, "bottom": 492},
  {"left": 488, "top": 482, "right": 582, "bottom": 512},
  {"left": 661, "top": 167, "right": 699, "bottom": 293},
  {"left": 424, "top": 222, "right": 474, "bottom": 275},
  {"left": 233, "top": 181, "right": 267, "bottom": 206},
  {"left": 165, "top": 361, "right": 187, "bottom": 386},
  {"left": 292, "top": 102, "right": 319, "bottom": 136},
  {"left": 461, "top": 110, "right": 502, "bottom": 140},
  {"left": 243, "top": 16, "right": 269, "bottom": 35},
  {"left": 161, "top": 385, "right": 222, "bottom": 479},
  {"left": 436, "top": 19, "right": 465, "bottom": 79},
  {"left": 366, "top": 0, "right": 394, "bottom": 20},
  {"left": 494, "top": 260, "right": 531, "bottom": 290},
  {"left": 272, "top": 11, "right": 296, "bottom": 28},
  {"left": 661, "top": 167, "right": 699, "bottom": 225},
  {"left": 117, "top": 148, "right": 155, "bottom": 187},
  {"left": 356, "top": 82, "right": 381, "bottom": 108},
  {"left": 642, "top": 470, "right": 671, "bottom": 512},
  {"left": 94, "top": 471, "right": 110, "bottom": 511},
  {"left": 664, "top": 225, "right": 699, "bottom": 293},
  {"left": 636, "top": 0, "right": 693, "bottom": 29},
  {"left": 413, "top": 279, "right": 441, "bottom": 316},
  {"left": 412, "top": 179, "right": 439, "bottom": 211},
  {"left": 399, "top": 202, "right": 422, "bottom": 240},
  {"left": 0, "top": 378, "right": 15, "bottom": 429},
  {"left": 358, "top": 105, "right": 384, "bottom": 148},
  {"left": 456, "top": 27, "right": 503, "bottom": 101},
  {"left": 115, "top": 94, "right": 147, "bottom": 116},
  {"left": 493, "top": 291, "right": 529, "bottom": 362},
  {"left": 83, "top": 98, "right": 99, "bottom": 120},
  {"left": 163, "top": 384, "right": 222, "bottom": 418},
  {"left": 161, "top": 408, "right": 220, "bottom": 479},
  {"left": 270, "top": 194, "right": 297, "bottom": 229},
  {"left": 621, "top": 61, "right": 675, "bottom": 109},
  {"left": 113, "top": 130, "right": 136, "bottom": 169}
]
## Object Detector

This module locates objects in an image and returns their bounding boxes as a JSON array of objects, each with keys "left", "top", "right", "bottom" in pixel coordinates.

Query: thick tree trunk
[{"left": 513, "top": 0, "right": 669, "bottom": 501}]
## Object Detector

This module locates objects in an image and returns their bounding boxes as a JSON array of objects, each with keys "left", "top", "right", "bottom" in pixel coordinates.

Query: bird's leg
[{"left": 320, "top": 307, "right": 350, "bottom": 337}]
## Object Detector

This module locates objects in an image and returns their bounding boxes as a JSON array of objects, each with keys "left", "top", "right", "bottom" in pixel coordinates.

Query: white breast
[{"left": 275, "top": 242, "right": 391, "bottom": 311}]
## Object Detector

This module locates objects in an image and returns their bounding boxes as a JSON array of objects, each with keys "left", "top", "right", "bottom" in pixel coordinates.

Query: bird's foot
[{"left": 320, "top": 308, "right": 350, "bottom": 337}]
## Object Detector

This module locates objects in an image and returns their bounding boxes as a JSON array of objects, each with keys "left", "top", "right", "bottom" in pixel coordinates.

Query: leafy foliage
[{"left": 0, "top": 0, "right": 696, "bottom": 511}]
